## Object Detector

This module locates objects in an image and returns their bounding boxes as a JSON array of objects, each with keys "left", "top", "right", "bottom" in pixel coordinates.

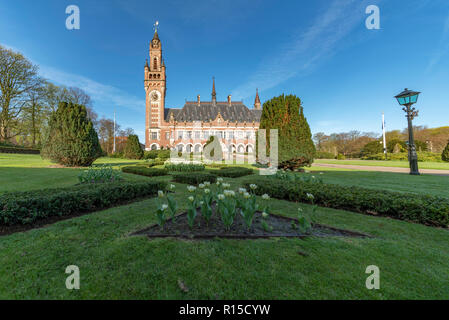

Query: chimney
[
  {"left": 197, "top": 95, "right": 201, "bottom": 106},
  {"left": 227, "top": 95, "right": 232, "bottom": 106}
]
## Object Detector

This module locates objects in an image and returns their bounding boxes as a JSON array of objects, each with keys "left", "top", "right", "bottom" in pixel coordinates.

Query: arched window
[
  {"left": 153, "top": 58, "right": 157, "bottom": 69},
  {"left": 157, "top": 74, "right": 161, "bottom": 79},
  {"left": 149, "top": 74, "right": 153, "bottom": 79}
]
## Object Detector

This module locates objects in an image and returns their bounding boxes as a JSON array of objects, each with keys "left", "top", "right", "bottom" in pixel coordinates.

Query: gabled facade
[{"left": 144, "top": 29, "right": 262, "bottom": 154}]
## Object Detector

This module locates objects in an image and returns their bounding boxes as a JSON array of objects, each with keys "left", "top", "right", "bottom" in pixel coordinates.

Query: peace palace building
[{"left": 144, "top": 29, "right": 262, "bottom": 154}]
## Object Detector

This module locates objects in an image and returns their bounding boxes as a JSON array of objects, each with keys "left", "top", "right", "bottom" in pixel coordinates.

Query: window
[
  {"left": 237, "top": 131, "right": 243, "bottom": 139},
  {"left": 187, "top": 131, "right": 192, "bottom": 139},
  {"left": 177, "top": 131, "right": 183, "bottom": 140},
  {"left": 165, "top": 132, "right": 170, "bottom": 140},
  {"left": 194, "top": 131, "right": 201, "bottom": 139},
  {"left": 153, "top": 58, "right": 157, "bottom": 69},
  {"left": 151, "top": 132, "right": 158, "bottom": 140},
  {"left": 204, "top": 131, "right": 210, "bottom": 140}
]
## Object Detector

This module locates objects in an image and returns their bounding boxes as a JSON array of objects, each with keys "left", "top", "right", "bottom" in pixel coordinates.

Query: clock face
[{"left": 151, "top": 92, "right": 159, "bottom": 101}]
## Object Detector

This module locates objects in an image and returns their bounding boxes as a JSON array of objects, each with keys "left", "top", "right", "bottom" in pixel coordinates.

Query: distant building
[{"left": 144, "top": 29, "right": 262, "bottom": 153}]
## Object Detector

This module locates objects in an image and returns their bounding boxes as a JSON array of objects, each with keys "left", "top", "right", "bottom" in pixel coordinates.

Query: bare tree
[
  {"left": 21, "top": 84, "right": 48, "bottom": 147},
  {"left": 0, "top": 46, "right": 43, "bottom": 141},
  {"left": 313, "top": 132, "right": 327, "bottom": 151}
]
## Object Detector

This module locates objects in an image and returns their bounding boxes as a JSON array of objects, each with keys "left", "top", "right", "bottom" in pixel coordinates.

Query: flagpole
[
  {"left": 382, "top": 112, "right": 387, "bottom": 160},
  {"left": 113, "top": 109, "right": 116, "bottom": 154}
]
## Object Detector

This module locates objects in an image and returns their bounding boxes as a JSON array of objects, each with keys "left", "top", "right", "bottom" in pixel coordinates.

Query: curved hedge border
[
  {"left": 0, "top": 181, "right": 166, "bottom": 226},
  {"left": 122, "top": 166, "right": 168, "bottom": 177},
  {"left": 172, "top": 172, "right": 217, "bottom": 185},
  {"left": 242, "top": 176, "right": 449, "bottom": 228},
  {"left": 0, "top": 146, "right": 40, "bottom": 154},
  {"left": 212, "top": 167, "right": 254, "bottom": 178}
]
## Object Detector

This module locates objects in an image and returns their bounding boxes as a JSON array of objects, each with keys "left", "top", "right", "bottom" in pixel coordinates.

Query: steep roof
[{"left": 164, "top": 102, "right": 261, "bottom": 123}]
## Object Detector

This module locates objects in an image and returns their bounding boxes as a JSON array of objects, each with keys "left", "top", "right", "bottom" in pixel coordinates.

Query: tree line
[
  {"left": 0, "top": 45, "right": 133, "bottom": 154},
  {"left": 313, "top": 126, "right": 449, "bottom": 159}
]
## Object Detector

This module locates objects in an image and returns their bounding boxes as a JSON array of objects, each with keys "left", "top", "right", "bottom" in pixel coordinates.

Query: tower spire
[
  {"left": 212, "top": 77, "right": 217, "bottom": 105},
  {"left": 254, "top": 88, "right": 261, "bottom": 110}
]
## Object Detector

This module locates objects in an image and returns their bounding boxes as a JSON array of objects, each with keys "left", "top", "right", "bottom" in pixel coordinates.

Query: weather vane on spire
[{"left": 153, "top": 21, "right": 159, "bottom": 32}]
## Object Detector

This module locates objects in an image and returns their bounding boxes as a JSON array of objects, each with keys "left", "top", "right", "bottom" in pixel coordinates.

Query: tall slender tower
[
  {"left": 144, "top": 22, "right": 166, "bottom": 150},
  {"left": 212, "top": 77, "right": 217, "bottom": 106},
  {"left": 254, "top": 88, "right": 261, "bottom": 110}
]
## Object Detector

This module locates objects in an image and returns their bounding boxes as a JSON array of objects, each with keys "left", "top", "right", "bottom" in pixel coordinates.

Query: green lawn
[
  {"left": 0, "top": 153, "right": 148, "bottom": 193},
  {"left": 0, "top": 153, "right": 144, "bottom": 168},
  {"left": 1, "top": 153, "right": 449, "bottom": 299},
  {"left": 314, "top": 159, "right": 449, "bottom": 170},
  {"left": 304, "top": 169, "right": 449, "bottom": 198}
]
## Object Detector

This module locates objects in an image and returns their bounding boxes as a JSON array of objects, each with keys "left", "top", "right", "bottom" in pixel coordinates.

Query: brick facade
[{"left": 144, "top": 30, "right": 262, "bottom": 154}]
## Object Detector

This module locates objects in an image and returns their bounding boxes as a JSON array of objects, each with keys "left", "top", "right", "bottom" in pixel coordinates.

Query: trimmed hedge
[
  {"left": 212, "top": 167, "right": 254, "bottom": 178},
  {"left": 242, "top": 176, "right": 449, "bottom": 228},
  {"left": 0, "top": 146, "right": 40, "bottom": 154},
  {"left": 315, "top": 151, "right": 335, "bottom": 159},
  {"left": 362, "top": 152, "right": 443, "bottom": 162},
  {"left": 0, "top": 181, "right": 166, "bottom": 226},
  {"left": 172, "top": 172, "right": 217, "bottom": 185},
  {"left": 165, "top": 162, "right": 205, "bottom": 172},
  {"left": 146, "top": 159, "right": 166, "bottom": 167},
  {"left": 144, "top": 150, "right": 171, "bottom": 160},
  {"left": 122, "top": 166, "right": 168, "bottom": 177}
]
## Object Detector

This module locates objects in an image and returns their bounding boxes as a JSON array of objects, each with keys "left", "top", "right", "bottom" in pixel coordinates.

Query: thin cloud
[
  {"left": 427, "top": 11, "right": 449, "bottom": 71},
  {"left": 231, "top": 0, "right": 372, "bottom": 100},
  {"left": 39, "top": 66, "right": 145, "bottom": 114}
]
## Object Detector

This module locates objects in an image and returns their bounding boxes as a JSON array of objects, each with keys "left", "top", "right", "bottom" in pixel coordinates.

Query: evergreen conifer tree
[
  {"left": 259, "top": 94, "right": 315, "bottom": 170},
  {"left": 124, "top": 134, "right": 144, "bottom": 159},
  {"left": 442, "top": 141, "right": 449, "bottom": 162},
  {"left": 41, "top": 102, "right": 101, "bottom": 167}
]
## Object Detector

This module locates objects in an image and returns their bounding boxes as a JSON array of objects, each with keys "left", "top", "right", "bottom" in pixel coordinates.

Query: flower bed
[
  {"left": 133, "top": 209, "right": 369, "bottom": 239},
  {"left": 135, "top": 181, "right": 370, "bottom": 239}
]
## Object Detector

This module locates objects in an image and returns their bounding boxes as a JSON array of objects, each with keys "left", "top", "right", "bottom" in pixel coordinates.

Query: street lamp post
[{"left": 394, "top": 88, "right": 421, "bottom": 175}]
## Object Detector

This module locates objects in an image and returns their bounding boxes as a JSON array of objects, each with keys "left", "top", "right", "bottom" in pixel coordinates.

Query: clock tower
[{"left": 144, "top": 23, "right": 166, "bottom": 149}]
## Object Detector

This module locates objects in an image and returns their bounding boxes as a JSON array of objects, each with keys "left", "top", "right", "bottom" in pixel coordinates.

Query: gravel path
[{"left": 312, "top": 163, "right": 449, "bottom": 176}]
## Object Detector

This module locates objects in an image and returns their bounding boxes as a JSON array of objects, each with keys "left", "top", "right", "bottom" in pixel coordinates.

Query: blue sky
[{"left": 1, "top": 0, "right": 448, "bottom": 142}]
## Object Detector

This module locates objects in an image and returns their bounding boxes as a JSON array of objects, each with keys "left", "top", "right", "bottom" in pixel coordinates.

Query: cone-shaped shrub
[
  {"left": 259, "top": 94, "right": 315, "bottom": 170},
  {"left": 124, "top": 134, "right": 144, "bottom": 159},
  {"left": 442, "top": 141, "right": 449, "bottom": 162},
  {"left": 41, "top": 102, "right": 101, "bottom": 167}
]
